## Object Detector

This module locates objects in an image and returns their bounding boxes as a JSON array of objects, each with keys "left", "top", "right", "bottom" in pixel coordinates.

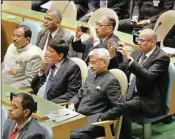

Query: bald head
[{"left": 140, "top": 29, "right": 157, "bottom": 42}]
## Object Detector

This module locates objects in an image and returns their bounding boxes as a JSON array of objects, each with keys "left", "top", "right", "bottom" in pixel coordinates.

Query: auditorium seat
[
  {"left": 132, "top": 62, "right": 175, "bottom": 139},
  {"left": 20, "top": 20, "right": 42, "bottom": 45},
  {"left": 154, "top": 10, "right": 175, "bottom": 47}
]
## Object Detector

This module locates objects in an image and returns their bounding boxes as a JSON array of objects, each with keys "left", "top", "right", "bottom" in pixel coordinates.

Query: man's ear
[
  {"left": 58, "top": 53, "right": 64, "bottom": 60},
  {"left": 26, "top": 37, "right": 30, "bottom": 43},
  {"left": 24, "top": 109, "right": 30, "bottom": 117}
]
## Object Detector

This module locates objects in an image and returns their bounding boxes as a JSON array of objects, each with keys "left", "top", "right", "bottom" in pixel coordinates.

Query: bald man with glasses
[{"left": 72, "top": 15, "right": 123, "bottom": 70}]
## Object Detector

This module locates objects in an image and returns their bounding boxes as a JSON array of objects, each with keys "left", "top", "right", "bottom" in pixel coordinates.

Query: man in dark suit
[
  {"left": 68, "top": 48, "right": 124, "bottom": 139},
  {"left": 32, "top": 38, "right": 82, "bottom": 103},
  {"left": 2, "top": 93, "right": 45, "bottom": 139},
  {"left": 35, "top": 9, "right": 76, "bottom": 57},
  {"left": 80, "top": 0, "right": 130, "bottom": 22},
  {"left": 73, "top": 0, "right": 100, "bottom": 21},
  {"left": 72, "top": 15, "right": 123, "bottom": 69},
  {"left": 114, "top": 29, "right": 170, "bottom": 139},
  {"left": 119, "top": 0, "right": 174, "bottom": 33}
]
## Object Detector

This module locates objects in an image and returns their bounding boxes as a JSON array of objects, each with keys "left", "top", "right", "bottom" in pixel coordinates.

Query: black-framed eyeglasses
[
  {"left": 95, "top": 22, "right": 111, "bottom": 28},
  {"left": 137, "top": 39, "right": 152, "bottom": 43}
]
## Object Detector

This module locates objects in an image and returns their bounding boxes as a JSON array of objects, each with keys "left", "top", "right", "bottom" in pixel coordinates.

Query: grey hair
[
  {"left": 140, "top": 29, "right": 157, "bottom": 41},
  {"left": 88, "top": 48, "right": 110, "bottom": 64},
  {"left": 46, "top": 9, "right": 62, "bottom": 21}
]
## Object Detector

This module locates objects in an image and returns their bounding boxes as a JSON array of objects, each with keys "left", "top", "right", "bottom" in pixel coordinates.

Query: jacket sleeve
[
  {"left": 100, "top": 79, "right": 125, "bottom": 120},
  {"left": 51, "top": 64, "right": 82, "bottom": 103},
  {"left": 129, "top": 54, "right": 170, "bottom": 83},
  {"left": 148, "top": 1, "right": 174, "bottom": 23},
  {"left": 72, "top": 39, "right": 87, "bottom": 53},
  {"left": 87, "top": 0, "right": 100, "bottom": 13}
]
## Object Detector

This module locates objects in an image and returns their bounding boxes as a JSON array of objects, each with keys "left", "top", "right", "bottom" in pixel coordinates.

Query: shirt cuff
[{"left": 38, "top": 71, "right": 44, "bottom": 76}]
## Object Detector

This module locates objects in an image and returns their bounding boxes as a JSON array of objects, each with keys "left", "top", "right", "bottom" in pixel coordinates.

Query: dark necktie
[
  {"left": 127, "top": 54, "right": 147, "bottom": 100},
  {"left": 44, "top": 65, "right": 56, "bottom": 99},
  {"left": 47, "top": 33, "right": 52, "bottom": 48},
  {"left": 9, "top": 127, "right": 18, "bottom": 139}
]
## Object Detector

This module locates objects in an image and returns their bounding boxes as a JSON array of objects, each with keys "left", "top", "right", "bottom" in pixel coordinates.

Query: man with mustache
[{"left": 2, "top": 25, "right": 43, "bottom": 89}]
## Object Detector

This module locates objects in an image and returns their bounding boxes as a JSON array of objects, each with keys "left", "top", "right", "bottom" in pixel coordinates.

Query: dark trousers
[
  {"left": 70, "top": 113, "right": 105, "bottom": 139},
  {"left": 120, "top": 96, "right": 142, "bottom": 139},
  {"left": 76, "top": 4, "right": 88, "bottom": 20},
  {"left": 118, "top": 18, "right": 155, "bottom": 33}
]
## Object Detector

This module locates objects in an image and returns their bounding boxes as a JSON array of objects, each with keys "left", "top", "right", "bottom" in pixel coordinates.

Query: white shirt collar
[
  {"left": 145, "top": 46, "right": 156, "bottom": 58},
  {"left": 50, "top": 27, "right": 59, "bottom": 38},
  {"left": 55, "top": 58, "right": 64, "bottom": 69}
]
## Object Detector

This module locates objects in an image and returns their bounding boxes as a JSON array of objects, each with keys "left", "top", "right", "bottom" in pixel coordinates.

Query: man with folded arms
[
  {"left": 2, "top": 25, "right": 43, "bottom": 89},
  {"left": 32, "top": 38, "right": 82, "bottom": 103},
  {"left": 2, "top": 93, "right": 45, "bottom": 139},
  {"left": 68, "top": 48, "right": 124, "bottom": 139}
]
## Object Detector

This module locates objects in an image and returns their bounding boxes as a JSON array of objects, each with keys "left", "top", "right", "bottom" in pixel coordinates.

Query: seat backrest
[
  {"left": 70, "top": 57, "right": 88, "bottom": 85},
  {"left": 1, "top": 106, "right": 8, "bottom": 129},
  {"left": 166, "top": 63, "right": 175, "bottom": 109},
  {"left": 39, "top": 122, "right": 53, "bottom": 139},
  {"left": 109, "top": 69, "right": 128, "bottom": 139},
  {"left": 49, "top": 1, "right": 77, "bottom": 20},
  {"left": 3, "top": 0, "right": 31, "bottom": 9},
  {"left": 88, "top": 8, "right": 119, "bottom": 32},
  {"left": 154, "top": 10, "right": 175, "bottom": 47},
  {"left": 109, "top": 69, "right": 128, "bottom": 97},
  {"left": 20, "top": 20, "right": 42, "bottom": 45}
]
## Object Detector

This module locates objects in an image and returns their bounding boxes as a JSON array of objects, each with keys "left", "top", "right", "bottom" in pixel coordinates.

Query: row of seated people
[
  {"left": 2, "top": 9, "right": 170, "bottom": 139},
  {"left": 31, "top": 0, "right": 175, "bottom": 33}
]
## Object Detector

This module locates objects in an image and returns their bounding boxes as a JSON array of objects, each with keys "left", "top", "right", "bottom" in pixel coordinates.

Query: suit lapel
[
  {"left": 54, "top": 28, "right": 64, "bottom": 39},
  {"left": 40, "top": 30, "right": 49, "bottom": 50},
  {"left": 47, "top": 58, "right": 68, "bottom": 92},
  {"left": 142, "top": 47, "right": 159, "bottom": 68}
]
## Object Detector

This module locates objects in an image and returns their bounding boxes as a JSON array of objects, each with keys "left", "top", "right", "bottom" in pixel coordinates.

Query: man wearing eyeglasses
[
  {"left": 72, "top": 15, "right": 123, "bottom": 69},
  {"left": 111, "top": 29, "right": 170, "bottom": 139},
  {"left": 2, "top": 25, "right": 43, "bottom": 89},
  {"left": 68, "top": 48, "right": 124, "bottom": 139}
]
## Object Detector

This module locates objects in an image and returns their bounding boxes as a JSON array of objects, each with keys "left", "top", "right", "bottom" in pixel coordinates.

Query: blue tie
[
  {"left": 44, "top": 65, "right": 56, "bottom": 99},
  {"left": 127, "top": 54, "right": 147, "bottom": 100}
]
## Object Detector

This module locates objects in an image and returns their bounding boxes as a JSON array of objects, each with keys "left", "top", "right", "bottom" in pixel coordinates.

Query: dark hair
[
  {"left": 49, "top": 38, "right": 69, "bottom": 57},
  {"left": 15, "top": 93, "right": 36, "bottom": 116},
  {"left": 16, "top": 25, "right": 32, "bottom": 38},
  {"left": 107, "top": 16, "right": 116, "bottom": 31}
]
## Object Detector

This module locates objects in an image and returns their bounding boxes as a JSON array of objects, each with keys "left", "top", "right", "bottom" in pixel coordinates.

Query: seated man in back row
[
  {"left": 32, "top": 38, "right": 82, "bottom": 103},
  {"left": 68, "top": 48, "right": 125, "bottom": 139},
  {"left": 2, "top": 25, "right": 43, "bottom": 89},
  {"left": 36, "top": 9, "right": 76, "bottom": 57},
  {"left": 72, "top": 15, "right": 123, "bottom": 70}
]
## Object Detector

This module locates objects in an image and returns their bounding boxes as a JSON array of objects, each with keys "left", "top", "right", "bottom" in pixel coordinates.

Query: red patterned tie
[{"left": 9, "top": 127, "right": 18, "bottom": 139}]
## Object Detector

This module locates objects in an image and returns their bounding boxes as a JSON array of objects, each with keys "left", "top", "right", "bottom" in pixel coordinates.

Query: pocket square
[{"left": 96, "top": 86, "right": 101, "bottom": 90}]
